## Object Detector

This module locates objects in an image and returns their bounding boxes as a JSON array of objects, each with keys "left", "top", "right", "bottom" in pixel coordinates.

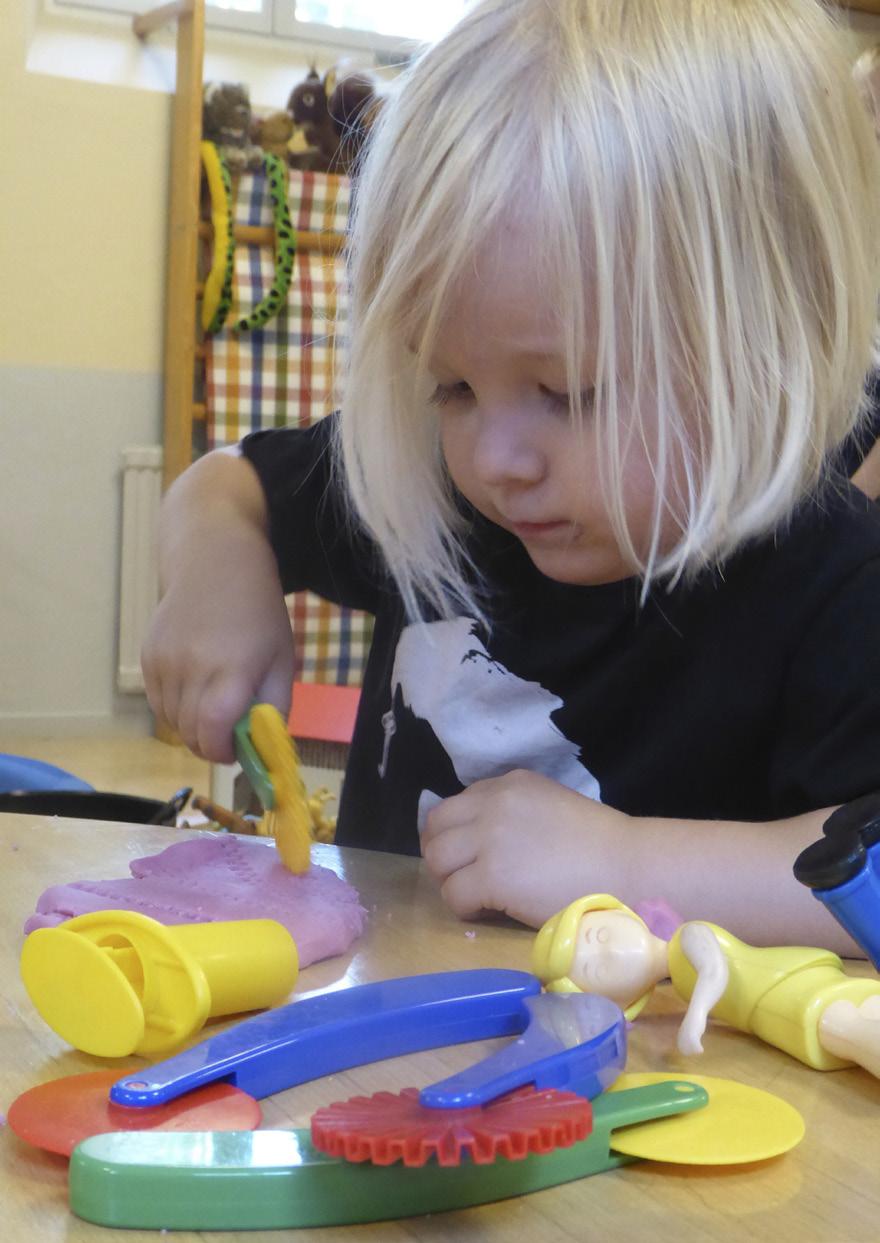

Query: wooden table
[{"left": 2, "top": 816, "right": 879, "bottom": 1242}]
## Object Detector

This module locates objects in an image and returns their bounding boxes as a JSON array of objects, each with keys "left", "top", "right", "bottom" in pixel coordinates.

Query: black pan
[{"left": 0, "top": 787, "right": 192, "bottom": 826}]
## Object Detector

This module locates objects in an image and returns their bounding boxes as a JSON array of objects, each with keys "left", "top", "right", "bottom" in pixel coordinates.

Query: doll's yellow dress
[{"left": 667, "top": 922, "right": 879, "bottom": 1069}]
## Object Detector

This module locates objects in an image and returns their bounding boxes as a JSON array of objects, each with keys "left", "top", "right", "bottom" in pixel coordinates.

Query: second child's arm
[
  {"left": 141, "top": 450, "right": 295, "bottom": 763},
  {"left": 419, "top": 770, "right": 859, "bottom": 953}
]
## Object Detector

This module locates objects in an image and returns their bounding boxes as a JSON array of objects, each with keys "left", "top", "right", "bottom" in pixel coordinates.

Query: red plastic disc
[
  {"left": 7, "top": 1069, "right": 261, "bottom": 1157},
  {"left": 311, "top": 1085, "right": 592, "bottom": 1167}
]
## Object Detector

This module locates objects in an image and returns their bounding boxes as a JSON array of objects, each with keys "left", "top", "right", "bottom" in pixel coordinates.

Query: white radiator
[{"left": 117, "top": 446, "right": 163, "bottom": 693}]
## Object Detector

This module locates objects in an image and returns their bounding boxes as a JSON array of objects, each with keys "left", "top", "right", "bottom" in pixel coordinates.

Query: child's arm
[
  {"left": 419, "top": 770, "right": 861, "bottom": 953},
  {"left": 141, "top": 450, "right": 295, "bottom": 763}
]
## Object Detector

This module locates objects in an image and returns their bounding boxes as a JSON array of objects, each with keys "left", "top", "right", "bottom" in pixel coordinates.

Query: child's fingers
[
  {"left": 157, "top": 673, "right": 184, "bottom": 750},
  {"left": 141, "top": 660, "right": 171, "bottom": 735},
  {"left": 141, "top": 634, "right": 179, "bottom": 736},
  {"left": 420, "top": 820, "right": 478, "bottom": 883},
  {"left": 175, "top": 675, "right": 212, "bottom": 760},
  {"left": 194, "top": 672, "right": 257, "bottom": 764},
  {"left": 439, "top": 865, "right": 486, "bottom": 921},
  {"left": 419, "top": 789, "right": 477, "bottom": 847},
  {"left": 257, "top": 662, "right": 295, "bottom": 723}
]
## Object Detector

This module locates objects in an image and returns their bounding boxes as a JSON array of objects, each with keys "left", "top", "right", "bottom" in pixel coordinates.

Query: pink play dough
[{"left": 23, "top": 835, "right": 368, "bottom": 968}]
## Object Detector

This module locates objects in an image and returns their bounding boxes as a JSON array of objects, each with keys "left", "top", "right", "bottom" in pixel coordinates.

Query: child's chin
[{"left": 523, "top": 545, "right": 633, "bottom": 587}]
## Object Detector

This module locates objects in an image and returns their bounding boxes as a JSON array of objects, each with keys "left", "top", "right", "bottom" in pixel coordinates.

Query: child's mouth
[{"left": 509, "top": 519, "right": 572, "bottom": 542}]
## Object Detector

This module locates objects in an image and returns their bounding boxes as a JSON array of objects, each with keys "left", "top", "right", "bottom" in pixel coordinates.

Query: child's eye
[
  {"left": 428, "top": 381, "right": 473, "bottom": 408},
  {"left": 540, "top": 385, "right": 595, "bottom": 413}
]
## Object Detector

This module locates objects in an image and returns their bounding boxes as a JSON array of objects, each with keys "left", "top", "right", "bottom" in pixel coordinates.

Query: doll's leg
[{"left": 818, "top": 994, "right": 880, "bottom": 1079}]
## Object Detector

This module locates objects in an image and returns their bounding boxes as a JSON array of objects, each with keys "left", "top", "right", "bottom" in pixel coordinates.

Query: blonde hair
[
  {"left": 338, "top": 0, "right": 880, "bottom": 622},
  {"left": 531, "top": 894, "right": 654, "bottom": 1021},
  {"left": 853, "top": 42, "right": 880, "bottom": 121}
]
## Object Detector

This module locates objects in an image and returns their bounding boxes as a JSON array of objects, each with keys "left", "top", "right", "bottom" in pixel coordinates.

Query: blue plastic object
[
  {"left": 0, "top": 754, "right": 93, "bottom": 795},
  {"left": 111, "top": 970, "right": 542, "bottom": 1107},
  {"left": 794, "top": 798, "right": 880, "bottom": 970},
  {"left": 794, "top": 839, "right": 880, "bottom": 970},
  {"left": 110, "top": 972, "right": 626, "bottom": 1113},
  {"left": 421, "top": 992, "right": 625, "bottom": 1108}
]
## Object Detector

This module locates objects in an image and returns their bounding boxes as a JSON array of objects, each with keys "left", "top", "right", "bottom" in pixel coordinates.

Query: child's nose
[{"left": 472, "top": 410, "right": 546, "bottom": 486}]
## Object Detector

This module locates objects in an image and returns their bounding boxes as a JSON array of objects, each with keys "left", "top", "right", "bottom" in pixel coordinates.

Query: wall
[
  {"left": 0, "top": 0, "right": 170, "bottom": 735},
  {"left": 0, "top": 0, "right": 356, "bottom": 736}
]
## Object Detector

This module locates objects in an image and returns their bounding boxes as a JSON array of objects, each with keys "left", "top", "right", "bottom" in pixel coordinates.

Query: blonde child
[{"left": 144, "top": 0, "right": 880, "bottom": 950}]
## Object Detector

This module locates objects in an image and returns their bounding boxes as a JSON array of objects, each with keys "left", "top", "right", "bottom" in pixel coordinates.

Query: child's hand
[
  {"left": 141, "top": 450, "right": 295, "bottom": 764},
  {"left": 143, "top": 577, "right": 294, "bottom": 764},
  {"left": 419, "top": 770, "right": 630, "bottom": 928}
]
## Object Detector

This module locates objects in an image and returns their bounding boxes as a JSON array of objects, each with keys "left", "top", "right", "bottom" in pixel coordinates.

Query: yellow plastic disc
[
  {"left": 21, "top": 927, "right": 146, "bottom": 1058},
  {"left": 607, "top": 1072, "right": 805, "bottom": 1165}
]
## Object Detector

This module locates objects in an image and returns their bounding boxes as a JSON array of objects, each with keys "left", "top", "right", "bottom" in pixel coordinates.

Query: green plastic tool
[
  {"left": 69, "top": 1080, "right": 707, "bottom": 1231},
  {"left": 233, "top": 708, "right": 275, "bottom": 811}
]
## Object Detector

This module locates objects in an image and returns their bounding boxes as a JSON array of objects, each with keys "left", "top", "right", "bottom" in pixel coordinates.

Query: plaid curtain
[{"left": 205, "top": 169, "right": 373, "bottom": 687}]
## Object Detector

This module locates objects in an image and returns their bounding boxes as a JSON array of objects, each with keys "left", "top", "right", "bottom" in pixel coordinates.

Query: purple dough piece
[
  {"left": 23, "top": 835, "right": 368, "bottom": 968},
  {"left": 632, "top": 897, "right": 684, "bottom": 942}
]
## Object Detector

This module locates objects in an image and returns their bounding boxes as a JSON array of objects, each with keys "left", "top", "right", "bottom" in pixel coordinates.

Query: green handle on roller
[
  {"left": 233, "top": 707, "right": 275, "bottom": 810},
  {"left": 69, "top": 1081, "right": 707, "bottom": 1231}
]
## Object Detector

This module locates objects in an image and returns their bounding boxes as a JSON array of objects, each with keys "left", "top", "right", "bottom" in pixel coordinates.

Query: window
[
  {"left": 55, "top": 0, "right": 469, "bottom": 50},
  {"left": 278, "top": 2, "right": 468, "bottom": 43}
]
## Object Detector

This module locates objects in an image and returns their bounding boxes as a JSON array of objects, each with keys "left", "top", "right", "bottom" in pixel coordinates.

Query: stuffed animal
[
  {"left": 201, "top": 143, "right": 296, "bottom": 336},
  {"left": 327, "top": 69, "right": 381, "bottom": 159},
  {"left": 203, "top": 82, "right": 262, "bottom": 173},
  {"left": 286, "top": 65, "right": 383, "bottom": 174},
  {"left": 200, "top": 141, "right": 235, "bottom": 334},
  {"left": 235, "top": 152, "right": 296, "bottom": 333},
  {"left": 201, "top": 86, "right": 297, "bottom": 335},
  {"left": 251, "top": 110, "right": 295, "bottom": 163},
  {"left": 286, "top": 68, "right": 337, "bottom": 172}
]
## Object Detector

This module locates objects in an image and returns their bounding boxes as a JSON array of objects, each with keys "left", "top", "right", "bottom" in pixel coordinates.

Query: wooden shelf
[
  {"left": 197, "top": 221, "right": 344, "bottom": 254},
  {"left": 137, "top": 0, "right": 205, "bottom": 489}
]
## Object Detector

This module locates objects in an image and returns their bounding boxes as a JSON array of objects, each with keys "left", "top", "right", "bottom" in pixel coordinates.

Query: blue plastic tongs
[{"left": 110, "top": 969, "right": 626, "bottom": 1110}]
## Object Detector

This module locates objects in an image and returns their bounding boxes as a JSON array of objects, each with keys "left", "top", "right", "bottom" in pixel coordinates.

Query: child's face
[{"left": 429, "top": 225, "right": 680, "bottom": 585}]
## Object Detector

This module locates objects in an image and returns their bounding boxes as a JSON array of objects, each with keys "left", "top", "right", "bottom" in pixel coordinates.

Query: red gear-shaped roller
[{"left": 310, "top": 1085, "right": 592, "bottom": 1167}]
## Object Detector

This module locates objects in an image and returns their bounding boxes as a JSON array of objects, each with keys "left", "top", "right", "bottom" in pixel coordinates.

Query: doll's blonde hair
[
  {"left": 337, "top": 0, "right": 880, "bottom": 622},
  {"left": 532, "top": 894, "right": 654, "bottom": 1021}
]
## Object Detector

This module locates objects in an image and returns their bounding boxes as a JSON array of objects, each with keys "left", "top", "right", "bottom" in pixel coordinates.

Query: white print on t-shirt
[{"left": 380, "top": 617, "right": 602, "bottom": 828}]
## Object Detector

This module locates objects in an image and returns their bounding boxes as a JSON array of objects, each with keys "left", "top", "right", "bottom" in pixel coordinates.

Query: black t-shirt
[{"left": 242, "top": 416, "right": 880, "bottom": 856}]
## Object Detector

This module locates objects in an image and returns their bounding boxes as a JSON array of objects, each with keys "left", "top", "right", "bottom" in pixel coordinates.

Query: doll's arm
[{"left": 676, "top": 922, "right": 730, "bottom": 1055}]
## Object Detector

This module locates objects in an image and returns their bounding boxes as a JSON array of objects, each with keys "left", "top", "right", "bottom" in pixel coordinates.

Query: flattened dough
[{"left": 24, "top": 835, "right": 368, "bottom": 968}]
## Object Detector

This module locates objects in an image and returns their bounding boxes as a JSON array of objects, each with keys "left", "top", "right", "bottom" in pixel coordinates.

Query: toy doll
[{"left": 532, "top": 895, "right": 880, "bottom": 1079}]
